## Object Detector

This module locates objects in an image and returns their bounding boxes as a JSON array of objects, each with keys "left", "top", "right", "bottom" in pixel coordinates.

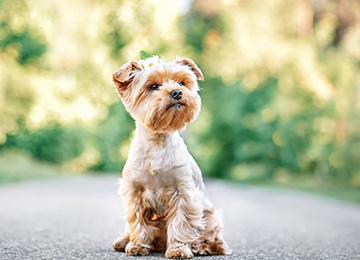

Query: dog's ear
[
  {"left": 174, "top": 57, "right": 204, "bottom": 80},
  {"left": 113, "top": 61, "right": 141, "bottom": 96}
]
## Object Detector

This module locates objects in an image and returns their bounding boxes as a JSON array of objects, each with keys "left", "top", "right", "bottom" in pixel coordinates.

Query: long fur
[{"left": 112, "top": 58, "right": 229, "bottom": 258}]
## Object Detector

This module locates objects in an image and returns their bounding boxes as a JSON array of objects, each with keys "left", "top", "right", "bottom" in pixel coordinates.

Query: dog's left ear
[
  {"left": 113, "top": 61, "right": 141, "bottom": 96},
  {"left": 175, "top": 57, "right": 204, "bottom": 80}
]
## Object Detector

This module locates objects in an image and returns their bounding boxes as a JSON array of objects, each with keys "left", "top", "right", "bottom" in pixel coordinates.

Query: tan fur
[
  {"left": 112, "top": 57, "right": 229, "bottom": 258},
  {"left": 174, "top": 57, "right": 204, "bottom": 80}
]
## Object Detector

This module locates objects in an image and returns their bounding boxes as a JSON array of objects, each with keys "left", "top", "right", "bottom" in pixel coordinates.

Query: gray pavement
[{"left": 0, "top": 175, "right": 359, "bottom": 260}]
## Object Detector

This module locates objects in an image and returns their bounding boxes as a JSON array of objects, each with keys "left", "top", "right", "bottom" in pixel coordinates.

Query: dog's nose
[{"left": 170, "top": 89, "right": 182, "bottom": 100}]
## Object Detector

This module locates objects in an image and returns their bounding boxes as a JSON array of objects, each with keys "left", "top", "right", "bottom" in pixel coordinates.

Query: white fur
[{"left": 112, "top": 58, "right": 229, "bottom": 258}]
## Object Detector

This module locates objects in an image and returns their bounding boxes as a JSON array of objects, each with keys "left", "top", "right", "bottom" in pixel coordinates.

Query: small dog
[{"left": 112, "top": 55, "right": 229, "bottom": 258}]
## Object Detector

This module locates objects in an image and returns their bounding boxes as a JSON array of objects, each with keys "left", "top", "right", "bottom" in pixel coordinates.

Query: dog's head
[{"left": 113, "top": 57, "right": 204, "bottom": 133}]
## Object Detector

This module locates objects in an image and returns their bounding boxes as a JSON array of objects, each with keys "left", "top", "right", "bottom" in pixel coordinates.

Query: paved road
[{"left": 0, "top": 175, "right": 359, "bottom": 260}]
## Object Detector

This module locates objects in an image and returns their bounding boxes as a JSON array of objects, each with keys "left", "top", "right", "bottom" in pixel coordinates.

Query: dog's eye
[
  {"left": 149, "top": 84, "right": 159, "bottom": 91},
  {"left": 179, "top": 82, "right": 185, "bottom": 86}
]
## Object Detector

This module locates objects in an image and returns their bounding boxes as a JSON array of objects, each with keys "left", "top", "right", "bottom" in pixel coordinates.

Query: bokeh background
[{"left": 1, "top": 0, "right": 360, "bottom": 202}]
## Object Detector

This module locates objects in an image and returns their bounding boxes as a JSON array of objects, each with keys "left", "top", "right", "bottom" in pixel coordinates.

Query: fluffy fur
[{"left": 112, "top": 57, "right": 229, "bottom": 258}]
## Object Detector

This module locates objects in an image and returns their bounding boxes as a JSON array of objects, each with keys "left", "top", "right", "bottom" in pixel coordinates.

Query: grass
[{"left": 0, "top": 150, "right": 66, "bottom": 185}]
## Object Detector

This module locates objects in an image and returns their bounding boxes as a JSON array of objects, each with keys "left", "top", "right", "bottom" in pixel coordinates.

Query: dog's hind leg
[{"left": 191, "top": 208, "right": 229, "bottom": 256}]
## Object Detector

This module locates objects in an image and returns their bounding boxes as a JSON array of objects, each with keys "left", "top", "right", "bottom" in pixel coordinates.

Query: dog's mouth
[{"left": 166, "top": 102, "right": 185, "bottom": 111}]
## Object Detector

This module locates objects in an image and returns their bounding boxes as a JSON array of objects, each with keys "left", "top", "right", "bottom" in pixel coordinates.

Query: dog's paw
[
  {"left": 208, "top": 238, "right": 227, "bottom": 255},
  {"left": 125, "top": 241, "right": 150, "bottom": 256},
  {"left": 165, "top": 243, "right": 193, "bottom": 259},
  {"left": 191, "top": 240, "right": 209, "bottom": 256},
  {"left": 191, "top": 238, "right": 228, "bottom": 256},
  {"left": 112, "top": 237, "right": 129, "bottom": 252}
]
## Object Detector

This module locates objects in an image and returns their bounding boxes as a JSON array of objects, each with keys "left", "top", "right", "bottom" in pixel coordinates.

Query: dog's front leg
[
  {"left": 112, "top": 223, "right": 130, "bottom": 252},
  {"left": 121, "top": 180, "right": 156, "bottom": 256},
  {"left": 165, "top": 184, "right": 205, "bottom": 259}
]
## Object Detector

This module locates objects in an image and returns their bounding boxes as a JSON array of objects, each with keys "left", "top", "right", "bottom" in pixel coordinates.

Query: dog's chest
[
  {"left": 137, "top": 143, "right": 185, "bottom": 183},
  {"left": 126, "top": 133, "right": 190, "bottom": 210},
  {"left": 127, "top": 146, "right": 180, "bottom": 214},
  {"left": 130, "top": 133, "right": 187, "bottom": 176}
]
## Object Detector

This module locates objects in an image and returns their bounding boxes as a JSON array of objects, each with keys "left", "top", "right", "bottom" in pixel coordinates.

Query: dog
[{"left": 112, "top": 55, "right": 229, "bottom": 258}]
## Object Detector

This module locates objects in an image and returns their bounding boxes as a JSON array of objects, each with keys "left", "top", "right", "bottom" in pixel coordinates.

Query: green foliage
[
  {"left": 0, "top": 26, "right": 47, "bottom": 64},
  {"left": 3, "top": 125, "right": 87, "bottom": 164},
  {"left": 180, "top": 10, "right": 224, "bottom": 54},
  {"left": 0, "top": 0, "right": 47, "bottom": 64},
  {"left": 0, "top": 150, "right": 64, "bottom": 184},
  {"left": 91, "top": 102, "right": 134, "bottom": 172},
  {"left": 195, "top": 78, "right": 278, "bottom": 179},
  {"left": 106, "top": 12, "right": 132, "bottom": 57},
  {"left": 140, "top": 50, "right": 152, "bottom": 60},
  {"left": 0, "top": 0, "right": 360, "bottom": 196},
  {"left": 105, "top": 0, "right": 155, "bottom": 57}
]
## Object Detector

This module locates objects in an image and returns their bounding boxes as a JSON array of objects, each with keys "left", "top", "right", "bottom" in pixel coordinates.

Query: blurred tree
[
  {"left": 0, "top": 0, "right": 47, "bottom": 64},
  {"left": 183, "top": 0, "right": 360, "bottom": 187},
  {"left": 3, "top": 125, "right": 86, "bottom": 164},
  {"left": 0, "top": 0, "right": 47, "bottom": 144},
  {"left": 91, "top": 102, "right": 134, "bottom": 171},
  {"left": 0, "top": 0, "right": 360, "bottom": 190}
]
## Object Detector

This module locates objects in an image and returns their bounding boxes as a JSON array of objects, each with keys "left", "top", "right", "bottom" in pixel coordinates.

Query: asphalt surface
[{"left": 0, "top": 175, "right": 359, "bottom": 260}]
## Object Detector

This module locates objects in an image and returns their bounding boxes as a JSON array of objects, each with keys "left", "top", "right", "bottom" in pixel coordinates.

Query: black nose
[{"left": 170, "top": 89, "right": 182, "bottom": 100}]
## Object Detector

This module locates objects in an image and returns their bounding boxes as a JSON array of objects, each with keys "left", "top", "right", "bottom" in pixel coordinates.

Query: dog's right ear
[{"left": 113, "top": 61, "right": 141, "bottom": 96}]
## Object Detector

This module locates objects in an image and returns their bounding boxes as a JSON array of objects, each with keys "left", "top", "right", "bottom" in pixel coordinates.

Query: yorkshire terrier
[{"left": 112, "top": 55, "right": 229, "bottom": 258}]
